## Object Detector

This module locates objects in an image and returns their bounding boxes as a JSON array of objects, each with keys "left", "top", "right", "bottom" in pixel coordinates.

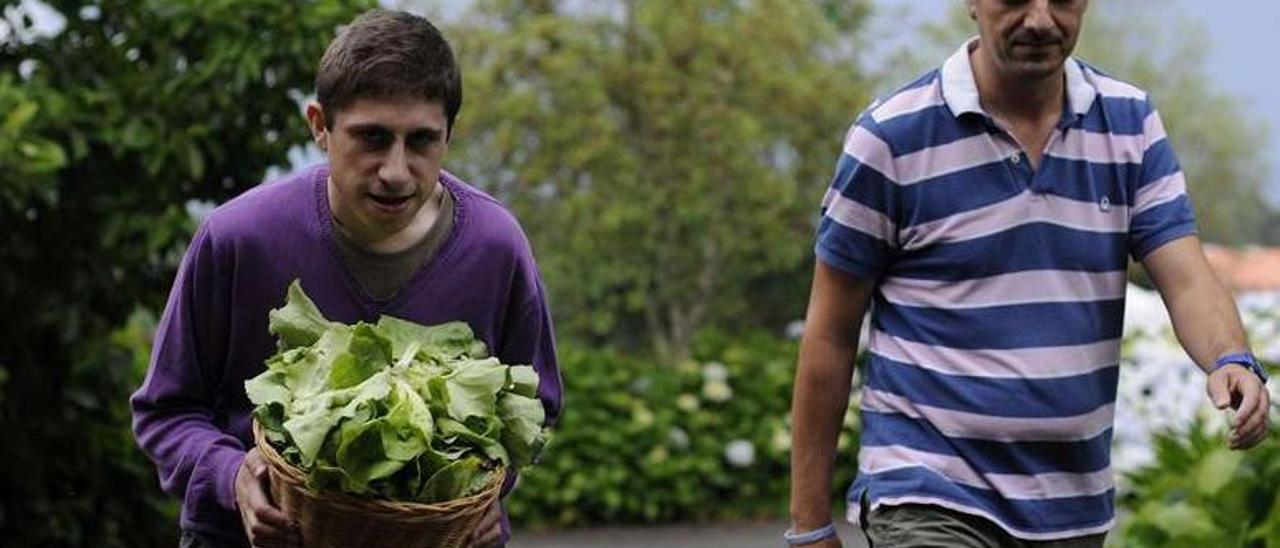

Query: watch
[{"left": 1215, "top": 352, "right": 1269, "bottom": 384}]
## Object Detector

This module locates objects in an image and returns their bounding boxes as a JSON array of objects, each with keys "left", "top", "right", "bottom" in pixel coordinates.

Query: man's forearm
[
  {"left": 1161, "top": 270, "right": 1249, "bottom": 374},
  {"left": 1169, "top": 282, "right": 1248, "bottom": 371},
  {"left": 789, "top": 331, "right": 858, "bottom": 530},
  {"left": 1145, "top": 238, "right": 1251, "bottom": 374}
]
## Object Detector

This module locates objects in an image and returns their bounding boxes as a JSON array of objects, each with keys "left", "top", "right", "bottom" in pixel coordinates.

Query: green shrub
[
  {"left": 1117, "top": 412, "right": 1280, "bottom": 547},
  {"left": 507, "top": 330, "right": 861, "bottom": 527}
]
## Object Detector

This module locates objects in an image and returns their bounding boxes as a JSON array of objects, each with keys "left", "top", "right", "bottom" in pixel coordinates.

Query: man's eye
[
  {"left": 358, "top": 130, "right": 391, "bottom": 149},
  {"left": 407, "top": 132, "right": 441, "bottom": 151}
]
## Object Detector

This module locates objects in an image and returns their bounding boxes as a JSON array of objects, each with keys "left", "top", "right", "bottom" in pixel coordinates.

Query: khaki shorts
[{"left": 862, "top": 503, "right": 1107, "bottom": 548}]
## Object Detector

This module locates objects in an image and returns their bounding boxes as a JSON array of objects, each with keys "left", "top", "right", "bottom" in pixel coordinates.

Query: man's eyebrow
[
  {"left": 408, "top": 127, "right": 444, "bottom": 138},
  {"left": 344, "top": 123, "right": 442, "bottom": 137},
  {"left": 345, "top": 122, "right": 392, "bottom": 133}
]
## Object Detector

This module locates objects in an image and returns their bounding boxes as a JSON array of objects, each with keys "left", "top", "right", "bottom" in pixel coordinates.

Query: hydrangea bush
[
  {"left": 506, "top": 331, "right": 860, "bottom": 527},
  {"left": 506, "top": 285, "right": 1279, "bottom": 530},
  {"left": 1114, "top": 285, "right": 1280, "bottom": 478},
  {"left": 1113, "top": 285, "right": 1280, "bottom": 546}
]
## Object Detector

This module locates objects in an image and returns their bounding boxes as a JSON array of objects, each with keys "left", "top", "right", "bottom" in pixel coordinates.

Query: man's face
[
  {"left": 307, "top": 96, "right": 450, "bottom": 242},
  {"left": 969, "top": 0, "right": 1088, "bottom": 79}
]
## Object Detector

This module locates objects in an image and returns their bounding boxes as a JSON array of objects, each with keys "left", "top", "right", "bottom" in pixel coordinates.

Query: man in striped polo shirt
[{"left": 786, "top": 1, "right": 1270, "bottom": 547}]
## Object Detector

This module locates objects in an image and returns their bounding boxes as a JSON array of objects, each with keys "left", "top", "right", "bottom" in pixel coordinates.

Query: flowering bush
[
  {"left": 1115, "top": 285, "right": 1280, "bottom": 546},
  {"left": 506, "top": 331, "right": 860, "bottom": 527},
  {"left": 1114, "top": 285, "right": 1280, "bottom": 477},
  {"left": 509, "top": 285, "right": 1280, "bottom": 529}
]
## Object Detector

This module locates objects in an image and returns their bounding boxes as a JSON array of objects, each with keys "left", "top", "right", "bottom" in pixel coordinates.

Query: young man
[
  {"left": 131, "top": 10, "right": 563, "bottom": 548},
  {"left": 788, "top": 1, "right": 1269, "bottom": 546}
]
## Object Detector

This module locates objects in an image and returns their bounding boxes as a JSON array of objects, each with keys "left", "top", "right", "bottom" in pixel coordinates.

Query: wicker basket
[{"left": 253, "top": 420, "right": 505, "bottom": 548}]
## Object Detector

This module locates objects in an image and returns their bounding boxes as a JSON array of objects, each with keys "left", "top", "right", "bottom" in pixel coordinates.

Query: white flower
[
  {"left": 770, "top": 424, "right": 792, "bottom": 453},
  {"left": 725, "top": 439, "right": 756, "bottom": 468},
  {"left": 702, "top": 380, "right": 733, "bottom": 403},
  {"left": 702, "top": 362, "right": 729, "bottom": 383},
  {"left": 785, "top": 320, "right": 805, "bottom": 340},
  {"left": 1123, "top": 284, "right": 1171, "bottom": 337},
  {"left": 677, "top": 393, "right": 700, "bottom": 412},
  {"left": 184, "top": 199, "right": 217, "bottom": 223},
  {"left": 1108, "top": 284, "right": 1280, "bottom": 477},
  {"left": 632, "top": 404, "right": 655, "bottom": 428},
  {"left": 629, "top": 377, "right": 652, "bottom": 394},
  {"left": 843, "top": 405, "right": 860, "bottom": 429},
  {"left": 646, "top": 446, "right": 670, "bottom": 464},
  {"left": 668, "top": 427, "right": 690, "bottom": 450}
]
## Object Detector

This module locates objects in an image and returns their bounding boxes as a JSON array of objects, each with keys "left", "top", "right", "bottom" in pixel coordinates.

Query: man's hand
[
  {"left": 468, "top": 499, "right": 502, "bottom": 548},
  {"left": 1207, "top": 364, "right": 1271, "bottom": 450},
  {"left": 235, "top": 448, "right": 299, "bottom": 548}
]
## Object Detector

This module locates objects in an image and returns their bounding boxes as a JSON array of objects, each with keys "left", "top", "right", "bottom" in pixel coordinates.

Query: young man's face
[
  {"left": 969, "top": 0, "right": 1088, "bottom": 79},
  {"left": 307, "top": 96, "right": 450, "bottom": 243}
]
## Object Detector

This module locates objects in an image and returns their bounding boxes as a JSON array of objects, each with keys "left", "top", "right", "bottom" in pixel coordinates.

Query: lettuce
[{"left": 246, "top": 280, "right": 548, "bottom": 502}]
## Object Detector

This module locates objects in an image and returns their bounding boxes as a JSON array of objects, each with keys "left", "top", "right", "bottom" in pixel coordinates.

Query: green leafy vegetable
[{"left": 246, "top": 280, "right": 548, "bottom": 502}]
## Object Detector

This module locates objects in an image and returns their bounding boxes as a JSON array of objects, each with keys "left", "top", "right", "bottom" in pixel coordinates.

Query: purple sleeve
[
  {"left": 494, "top": 250, "right": 563, "bottom": 545},
  {"left": 130, "top": 224, "right": 248, "bottom": 518},
  {"left": 496, "top": 255, "right": 563, "bottom": 427}
]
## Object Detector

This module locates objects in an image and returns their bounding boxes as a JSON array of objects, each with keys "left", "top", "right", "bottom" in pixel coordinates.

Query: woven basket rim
[{"left": 252, "top": 418, "right": 506, "bottom": 515}]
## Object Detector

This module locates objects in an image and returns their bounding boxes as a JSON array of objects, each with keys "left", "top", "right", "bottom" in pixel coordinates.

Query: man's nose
[
  {"left": 378, "top": 140, "right": 412, "bottom": 187},
  {"left": 1023, "top": 0, "right": 1055, "bottom": 34}
]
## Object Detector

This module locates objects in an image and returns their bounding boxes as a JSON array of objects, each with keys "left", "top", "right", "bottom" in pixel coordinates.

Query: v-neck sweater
[{"left": 131, "top": 163, "right": 562, "bottom": 545}]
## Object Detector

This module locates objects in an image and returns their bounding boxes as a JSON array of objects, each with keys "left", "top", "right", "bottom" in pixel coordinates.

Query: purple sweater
[{"left": 130, "top": 164, "right": 563, "bottom": 545}]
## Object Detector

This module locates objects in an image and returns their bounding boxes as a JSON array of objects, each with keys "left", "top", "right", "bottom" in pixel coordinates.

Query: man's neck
[
  {"left": 329, "top": 178, "right": 444, "bottom": 254},
  {"left": 970, "top": 44, "right": 1064, "bottom": 124}
]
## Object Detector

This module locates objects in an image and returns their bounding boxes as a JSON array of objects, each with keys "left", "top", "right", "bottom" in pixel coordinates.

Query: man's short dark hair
[{"left": 316, "top": 9, "right": 462, "bottom": 135}]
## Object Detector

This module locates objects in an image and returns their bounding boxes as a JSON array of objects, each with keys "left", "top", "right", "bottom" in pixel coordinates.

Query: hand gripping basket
[{"left": 253, "top": 420, "right": 505, "bottom": 548}]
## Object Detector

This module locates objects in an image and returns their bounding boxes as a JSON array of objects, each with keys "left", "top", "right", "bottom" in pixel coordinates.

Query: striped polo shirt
[{"left": 816, "top": 39, "right": 1197, "bottom": 540}]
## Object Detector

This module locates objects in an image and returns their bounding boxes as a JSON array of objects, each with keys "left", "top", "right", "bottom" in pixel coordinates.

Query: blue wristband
[
  {"left": 1215, "top": 352, "right": 1269, "bottom": 384},
  {"left": 783, "top": 523, "right": 837, "bottom": 545}
]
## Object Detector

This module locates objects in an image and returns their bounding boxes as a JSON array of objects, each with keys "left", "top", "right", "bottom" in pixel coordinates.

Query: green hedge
[
  {"left": 1117, "top": 407, "right": 1280, "bottom": 546},
  {"left": 507, "top": 331, "right": 861, "bottom": 527}
]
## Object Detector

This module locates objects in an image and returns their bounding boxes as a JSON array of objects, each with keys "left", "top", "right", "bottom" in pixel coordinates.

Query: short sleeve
[
  {"left": 815, "top": 113, "right": 902, "bottom": 280},
  {"left": 1128, "top": 105, "right": 1197, "bottom": 260}
]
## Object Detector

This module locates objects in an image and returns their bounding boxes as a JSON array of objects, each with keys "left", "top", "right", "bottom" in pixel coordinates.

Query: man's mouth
[{"left": 367, "top": 193, "right": 413, "bottom": 212}]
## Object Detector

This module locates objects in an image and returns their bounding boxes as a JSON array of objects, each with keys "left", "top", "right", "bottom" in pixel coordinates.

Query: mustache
[
  {"left": 1010, "top": 29, "right": 1063, "bottom": 46},
  {"left": 370, "top": 182, "right": 416, "bottom": 197}
]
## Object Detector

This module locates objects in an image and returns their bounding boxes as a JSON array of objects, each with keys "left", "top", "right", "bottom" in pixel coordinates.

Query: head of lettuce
[{"left": 245, "top": 281, "right": 548, "bottom": 503}]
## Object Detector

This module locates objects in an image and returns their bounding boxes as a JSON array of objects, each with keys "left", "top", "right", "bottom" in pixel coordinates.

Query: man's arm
[
  {"left": 789, "top": 261, "right": 876, "bottom": 545},
  {"left": 473, "top": 251, "right": 562, "bottom": 548},
  {"left": 130, "top": 225, "right": 295, "bottom": 544},
  {"left": 1142, "top": 235, "right": 1269, "bottom": 449},
  {"left": 495, "top": 253, "right": 563, "bottom": 427}
]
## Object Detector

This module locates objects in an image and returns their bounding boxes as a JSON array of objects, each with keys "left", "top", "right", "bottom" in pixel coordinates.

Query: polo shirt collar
[{"left": 941, "top": 37, "right": 1098, "bottom": 124}]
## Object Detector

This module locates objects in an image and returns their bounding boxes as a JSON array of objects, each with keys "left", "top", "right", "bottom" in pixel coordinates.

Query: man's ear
[{"left": 305, "top": 102, "right": 329, "bottom": 152}]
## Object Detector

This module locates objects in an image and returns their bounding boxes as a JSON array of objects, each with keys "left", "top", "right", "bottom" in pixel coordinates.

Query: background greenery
[
  {"left": 447, "top": 0, "right": 874, "bottom": 361},
  {"left": 1116, "top": 388, "right": 1280, "bottom": 548},
  {"left": 505, "top": 331, "right": 859, "bottom": 527},
  {"left": 0, "top": 1, "right": 375, "bottom": 545},
  {"left": 1, "top": 0, "right": 1277, "bottom": 546}
]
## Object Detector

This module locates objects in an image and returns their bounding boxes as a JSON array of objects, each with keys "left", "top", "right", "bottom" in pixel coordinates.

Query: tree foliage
[
  {"left": 444, "top": 0, "right": 874, "bottom": 360},
  {"left": 0, "top": 1, "right": 371, "bottom": 545}
]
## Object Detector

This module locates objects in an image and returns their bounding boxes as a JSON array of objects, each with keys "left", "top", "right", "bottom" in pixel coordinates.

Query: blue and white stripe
[{"left": 816, "top": 38, "right": 1197, "bottom": 540}]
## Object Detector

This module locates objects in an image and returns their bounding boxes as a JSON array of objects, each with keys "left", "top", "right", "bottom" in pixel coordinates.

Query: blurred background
[{"left": 1, "top": 0, "right": 1277, "bottom": 546}]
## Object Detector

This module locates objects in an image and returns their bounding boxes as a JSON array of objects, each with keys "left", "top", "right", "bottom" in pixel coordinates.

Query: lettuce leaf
[{"left": 245, "top": 280, "right": 548, "bottom": 502}]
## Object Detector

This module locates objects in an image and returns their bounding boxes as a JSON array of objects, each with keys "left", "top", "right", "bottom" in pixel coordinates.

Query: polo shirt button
[{"left": 1010, "top": 152, "right": 1022, "bottom": 164}]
